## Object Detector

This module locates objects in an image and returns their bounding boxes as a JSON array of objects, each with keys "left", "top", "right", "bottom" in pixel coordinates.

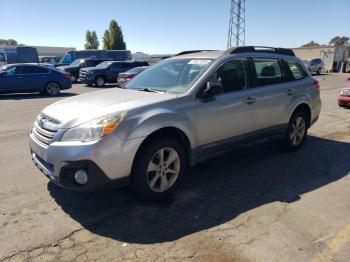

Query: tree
[
  {"left": 84, "top": 30, "right": 99, "bottom": 49},
  {"left": 103, "top": 20, "right": 126, "bottom": 50},
  {"left": 0, "top": 39, "right": 18, "bottom": 45},
  {"left": 103, "top": 30, "right": 111, "bottom": 50},
  {"left": 329, "top": 36, "right": 349, "bottom": 46},
  {"left": 301, "top": 41, "right": 320, "bottom": 48}
]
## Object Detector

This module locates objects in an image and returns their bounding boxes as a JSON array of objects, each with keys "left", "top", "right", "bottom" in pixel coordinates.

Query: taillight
[
  {"left": 127, "top": 75, "right": 134, "bottom": 80},
  {"left": 313, "top": 80, "right": 320, "bottom": 89},
  {"left": 347, "top": 77, "right": 350, "bottom": 81}
]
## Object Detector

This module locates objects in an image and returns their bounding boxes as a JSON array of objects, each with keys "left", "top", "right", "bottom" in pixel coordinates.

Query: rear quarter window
[{"left": 286, "top": 61, "right": 307, "bottom": 80}]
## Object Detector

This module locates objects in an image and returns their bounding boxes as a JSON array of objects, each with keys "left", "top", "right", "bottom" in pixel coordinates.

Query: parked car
[
  {"left": 0, "top": 63, "right": 71, "bottom": 96},
  {"left": 303, "top": 58, "right": 323, "bottom": 75},
  {"left": 79, "top": 61, "right": 149, "bottom": 87},
  {"left": 29, "top": 46, "right": 321, "bottom": 200},
  {"left": 59, "top": 50, "right": 132, "bottom": 65},
  {"left": 338, "top": 87, "right": 350, "bottom": 108},
  {"left": 117, "top": 66, "right": 149, "bottom": 87},
  {"left": 39, "top": 56, "right": 61, "bottom": 64},
  {"left": 0, "top": 46, "right": 39, "bottom": 66},
  {"left": 57, "top": 59, "right": 105, "bottom": 82}
]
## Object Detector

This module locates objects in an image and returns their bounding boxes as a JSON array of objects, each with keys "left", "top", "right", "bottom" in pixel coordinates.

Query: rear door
[
  {"left": 22, "top": 65, "right": 50, "bottom": 91},
  {"left": 108, "top": 63, "right": 122, "bottom": 81},
  {"left": 247, "top": 57, "right": 292, "bottom": 131}
]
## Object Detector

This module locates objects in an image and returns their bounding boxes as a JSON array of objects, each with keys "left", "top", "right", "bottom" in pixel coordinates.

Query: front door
[
  {"left": 0, "top": 65, "right": 24, "bottom": 93},
  {"left": 195, "top": 58, "right": 258, "bottom": 154}
]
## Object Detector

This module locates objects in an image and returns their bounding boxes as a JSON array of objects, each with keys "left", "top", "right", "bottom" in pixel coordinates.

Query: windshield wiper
[{"left": 136, "top": 88, "right": 165, "bottom": 93}]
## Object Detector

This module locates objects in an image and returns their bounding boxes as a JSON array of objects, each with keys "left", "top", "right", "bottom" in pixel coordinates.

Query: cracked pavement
[{"left": 1, "top": 74, "right": 350, "bottom": 261}]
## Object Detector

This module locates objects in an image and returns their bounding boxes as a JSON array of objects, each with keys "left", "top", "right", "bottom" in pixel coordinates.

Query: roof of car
[{"left": 170, "top": 51, "right": 225, "bottom": 60}]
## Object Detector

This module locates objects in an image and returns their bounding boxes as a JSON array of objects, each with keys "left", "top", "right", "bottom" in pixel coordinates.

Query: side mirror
[{"left": 198, "top": 81, "right": 223, "bottom": 100}]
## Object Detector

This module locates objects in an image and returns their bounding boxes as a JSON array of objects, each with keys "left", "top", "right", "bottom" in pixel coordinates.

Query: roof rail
[
  {"left": 174, "top": 50, "right": 218, "bottom": 56},
  {"left": 225, "top": 46, "right": 295, "bottom": 56}
]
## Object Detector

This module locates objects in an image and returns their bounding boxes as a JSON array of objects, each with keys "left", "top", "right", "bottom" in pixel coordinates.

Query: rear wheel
[
  {"left": 45, "top": 82, "right": 60, "bottom": 96},
  {"left": 95, "top": 77, "right": 105, "bottom": 87},
  {"left": 282, "top": 111, "right": 308, "bottom": 151},
  {"left": 131, "top": 138, "right": 187, "bottom": 201}
]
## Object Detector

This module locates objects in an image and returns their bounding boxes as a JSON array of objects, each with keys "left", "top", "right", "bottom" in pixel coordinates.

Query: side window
[
  {"left": 5, "top": 66, "right": 18, "bottom": 75},
  {"left": 121, "top": 63, "right": 131, "bottom": 69},
  {"left": 286, "top": 61, "right": 307, "bottom": 80},
  {"left": 253, "top": 58, "right": 284, "bottom": 86},
  {"left": 23, "top": 66, "right": 49, "bottom": 74},
  {"left": 110, "top": 63, "right": 121, "bottom": 69},
  {"left": 209, "top": 59, "right": 248, "bottom": 93}
]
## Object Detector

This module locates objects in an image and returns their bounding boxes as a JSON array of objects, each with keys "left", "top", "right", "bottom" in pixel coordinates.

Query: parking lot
[{"left": 0, "top": 74, "right": 349, "bottom": 262}]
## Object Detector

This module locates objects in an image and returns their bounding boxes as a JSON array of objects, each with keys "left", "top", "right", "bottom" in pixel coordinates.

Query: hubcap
[
  {"left": 47, "top": 83, "right": 59, "bottom": 95},
  {"left": 96, "top": 78, "right": 104, "bottom": 86},
  {"left": 146, "top": 147, "right": 180, "bottom": 192},
  {"left": 71, "top": 75, "right": 76, "bottom": 82},
  {"left": 290, "top": 117, "right": 306, "bottom": 146}
]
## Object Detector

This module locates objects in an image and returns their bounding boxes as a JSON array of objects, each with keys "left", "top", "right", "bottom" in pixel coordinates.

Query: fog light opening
[{"left": 74, "top": 169, "right": 88, "bottom": 185}]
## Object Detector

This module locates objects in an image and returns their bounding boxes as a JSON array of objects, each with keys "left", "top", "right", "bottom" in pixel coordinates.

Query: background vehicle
[
  {"left": 29, "top": 47, "right": 321, "bottom": 200},
  {"left": 0, "top": 63, "right": 71, "bottom": 96},
  {"left": 59, "top": 50, "right": 132, "bottom": 65},
  {"left": 57, "top": 59, "right": 105, "bottom": 82},
  {"left": 338, "top": 86, "right": 350, "bottom": 108},
  {"left": 39, "top": 56, "right": 61, "bottom": 64},
  {"left": 117, "top": 66, "right": 149, "bottom": 86},
  {"left": 0, "top": 46, "right": 39, "bottom": 66},
  {"left": 303, "top": 58, "right": 324, "bottom": 75},
  {"left": 79, "top": 61, "right": 149, "bottom": 87}
]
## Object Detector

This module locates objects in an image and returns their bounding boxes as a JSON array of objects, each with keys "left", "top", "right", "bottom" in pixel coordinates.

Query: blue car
[{"left": 0, "top": 63, "right": 72, "bottom": 96}]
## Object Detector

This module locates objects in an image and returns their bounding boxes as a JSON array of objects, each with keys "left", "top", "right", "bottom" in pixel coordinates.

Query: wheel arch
[{"left": 290, "top": 103, "right": 312, "bottom": 128}]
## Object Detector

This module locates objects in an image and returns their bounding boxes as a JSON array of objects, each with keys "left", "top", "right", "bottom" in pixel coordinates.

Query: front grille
[
  {"left": 32, "top": 115, "right": 61, "bottom": 146},
  {"left": 79, "top": 71, "right": 87, "bottom": 78}
]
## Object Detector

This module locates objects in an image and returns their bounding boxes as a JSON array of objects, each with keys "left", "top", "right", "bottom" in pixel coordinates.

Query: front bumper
[
  {"left": 29, "top": 132, "right": 144, "bottom": 191},
  {"left": 338, "top": 96, "right": 350, "bottom": 107}
]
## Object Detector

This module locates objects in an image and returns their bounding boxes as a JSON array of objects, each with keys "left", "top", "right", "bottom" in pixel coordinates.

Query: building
[
  {"left": 34, "top": 46, "right": 76, "bottom": 58},
  {"left": 292, "top": 45, "right": 349, "bottom": 72}
]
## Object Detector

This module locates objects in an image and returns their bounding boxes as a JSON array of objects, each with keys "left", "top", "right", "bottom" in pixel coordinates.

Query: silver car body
[{"left": 29, "top": 50, "right": 321, "bottom": 189}]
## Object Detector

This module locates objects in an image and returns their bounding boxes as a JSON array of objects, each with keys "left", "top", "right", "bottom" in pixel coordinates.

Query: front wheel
[
  {"left": 45, "top": 82, "right": 60, "bottom": 96},
  {"left": 282, "top": 111, "right": 308, "bottom": 151},
  {"left": 95, "top": 77, "right": 105, "bottom": 87},
  {"left": 317, "top": 68, "right": 321, "bottom": 75},
  {"left": 131, "top": 138, "right": 187, "bottom": 201}
]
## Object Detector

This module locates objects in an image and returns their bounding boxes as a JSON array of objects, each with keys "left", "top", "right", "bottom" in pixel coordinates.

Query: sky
[{"left": 0, "top": 0, "right": 349, "bottom": 54}]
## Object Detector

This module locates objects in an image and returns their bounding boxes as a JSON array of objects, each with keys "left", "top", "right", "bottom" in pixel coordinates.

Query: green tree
[
  {"left": 0, "top": 39, "right": 18, "bottom": 45},
  {"left": 102, "top": 30, "right": 111, "bottom": 50},
  {"left": 329, "top": 36, "right": 349, "bottom": 46},
  {"left": 84, "top": 30, "right": 99, "bottom": 49},
  {"left": 301, "top": 41, "right": 320, "bottom": 48},
  {"left": 90, "top": 31, "right": 99, "bottom": 49},
  {"left": 102, "top": 20, "right": 126, "bottom": 50}
]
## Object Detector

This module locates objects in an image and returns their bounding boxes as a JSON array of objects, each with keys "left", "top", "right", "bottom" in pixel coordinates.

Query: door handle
[
  {"left": 287, "top": 88, "right": 295, "bottom": 96},
  {"left": 244, "top": 96, "right": 257, "bottom": 104}
]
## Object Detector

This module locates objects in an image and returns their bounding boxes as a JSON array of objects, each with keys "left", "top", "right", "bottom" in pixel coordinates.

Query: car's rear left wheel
[
  {"left": 282, "top": 111, "right": 308, "bottom": 151},
  {"left": 131, "top": 138, "right": 186, "bottom": 201},
  {"left": 45, "top": 82, "right": 60, "bottom": 96}
]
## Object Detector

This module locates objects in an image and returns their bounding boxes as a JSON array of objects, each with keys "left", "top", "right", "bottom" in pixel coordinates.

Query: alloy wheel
[
  {"left": 46, "top": 83, "right": 60, "bottom": 96},
  {"left": 290, "top": 116, "right": 306, "bottom": 146},
  {"left": 146, "top": 147, "right": 180, "bottom": 192}
]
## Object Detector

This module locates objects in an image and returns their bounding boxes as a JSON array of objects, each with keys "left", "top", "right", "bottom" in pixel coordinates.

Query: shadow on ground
[
  {"left": 48, "top": 136, "right": 350, "bottom": 244},
  {"left": 0, "top": 92, "right": 77, "bottom": 100}
]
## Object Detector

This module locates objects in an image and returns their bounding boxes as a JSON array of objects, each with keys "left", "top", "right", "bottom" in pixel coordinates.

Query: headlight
[{"left": 60, "top": 112, "right": 127, "bottom": 142}]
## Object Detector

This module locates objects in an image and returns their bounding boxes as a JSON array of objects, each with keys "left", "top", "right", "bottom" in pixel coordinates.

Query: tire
[
  {"left": 45, "top": 82, "right": 61, "bottom": 96},
  {"left": 317, "top": 68, "right": 321, "bottom": 75},
  {"left": 131, "top": 138, "right": 187, "bottom": 201},
  {"left": 282, "top": 111, "right": 308, "bottom": 151},
  {"left": 86, "top": 83, "right": 93, "bottom": 87},
  {"left": 95, "top": 77, "right": 105, "bottom": 87},
  {"left": 70, "top": 75, "right": 77, "bottom": 83}
]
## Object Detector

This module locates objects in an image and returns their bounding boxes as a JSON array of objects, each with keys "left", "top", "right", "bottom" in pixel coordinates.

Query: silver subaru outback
[{"left": 29, "top": 46, "right": 321, "bottom": 200}]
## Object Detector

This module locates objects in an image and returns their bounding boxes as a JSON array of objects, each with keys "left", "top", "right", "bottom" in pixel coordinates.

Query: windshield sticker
[{"left": 188, "top": 60, "right": 211, "bottom": 65}]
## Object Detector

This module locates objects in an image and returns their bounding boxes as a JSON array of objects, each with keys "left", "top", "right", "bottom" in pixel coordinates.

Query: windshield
[
  {"left": 126, "top": 59, "right": 212, "bottom": 93},
  {"left": 96, "top": 61, "right": 113, "bottom": 69}
]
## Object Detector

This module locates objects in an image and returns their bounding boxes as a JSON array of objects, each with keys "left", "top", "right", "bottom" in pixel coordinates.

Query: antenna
[{"left": 227, "top": 0, "right": 246, "bottom": 48}]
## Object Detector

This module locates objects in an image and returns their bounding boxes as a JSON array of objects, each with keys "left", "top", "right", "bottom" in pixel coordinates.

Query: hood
[{"left": 41, "top": 88, "right": 174, "bottom": 128}]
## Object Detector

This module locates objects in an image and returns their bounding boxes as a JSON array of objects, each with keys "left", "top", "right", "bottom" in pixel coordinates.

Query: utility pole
[{"left": 227, "top": 0, "right": 246, "bottom": 48}]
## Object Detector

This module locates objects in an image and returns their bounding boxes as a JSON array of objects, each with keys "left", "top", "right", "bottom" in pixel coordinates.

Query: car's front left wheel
[
  {"left": 131, "top": 138, "right": 187, "bottom": 201},
  {"left": 45, "top": 82, "right": 60, "bottom": 96}
]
